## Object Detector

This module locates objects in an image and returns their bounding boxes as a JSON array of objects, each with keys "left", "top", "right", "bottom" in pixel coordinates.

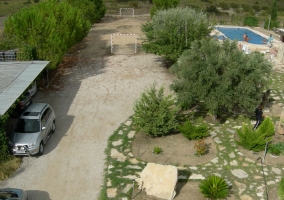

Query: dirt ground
[{"left": 132, "top": 133, "right": 217, "bottom": 166}]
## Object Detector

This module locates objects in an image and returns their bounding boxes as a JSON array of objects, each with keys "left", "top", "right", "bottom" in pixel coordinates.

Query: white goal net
[
  {"left": 119, "top": 8, "right": 134, "bottom": 17},
  {"left": 111, "top": 34, "right": 137, "bottom": 55}
]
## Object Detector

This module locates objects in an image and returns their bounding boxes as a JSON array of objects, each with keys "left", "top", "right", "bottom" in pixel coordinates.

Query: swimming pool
[{"left": 215, "top": 27, "right": 266, "bottom": 45}]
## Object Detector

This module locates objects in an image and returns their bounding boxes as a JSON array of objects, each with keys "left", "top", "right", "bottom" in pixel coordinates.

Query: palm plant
[{"left": 199, "top": 175, "right": 230, "bottom": 200}]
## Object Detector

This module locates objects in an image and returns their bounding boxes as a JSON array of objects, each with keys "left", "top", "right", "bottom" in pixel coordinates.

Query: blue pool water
[{"left": 215, "top": 27, "right": 266, "bottom": 45}]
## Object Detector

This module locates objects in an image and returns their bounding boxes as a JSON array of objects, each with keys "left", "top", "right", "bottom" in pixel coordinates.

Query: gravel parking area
[{"left": 0, "top": 16, "right": 174, "bottom": 199}]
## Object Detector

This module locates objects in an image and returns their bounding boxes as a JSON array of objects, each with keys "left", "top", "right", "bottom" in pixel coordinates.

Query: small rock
[{"left": 107, "top": 188, "right": 117, "bottom": 198}]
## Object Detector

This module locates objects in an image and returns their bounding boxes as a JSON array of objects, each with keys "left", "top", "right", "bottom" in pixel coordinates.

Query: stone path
[
  {"left": 101, "top": 70, "right": 284, "bottom": 200},
  {"left": 103, "top": 117, "right": 284, "bottom": 200}
]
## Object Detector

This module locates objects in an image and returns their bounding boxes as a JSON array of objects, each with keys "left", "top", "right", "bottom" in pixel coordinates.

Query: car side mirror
[{"left": 42, "top": 127, "right": 46, "bottom": 130}]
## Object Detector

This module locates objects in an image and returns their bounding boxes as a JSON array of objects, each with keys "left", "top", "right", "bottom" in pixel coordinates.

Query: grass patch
[{"left": 0, "top": 156, "right": 21, "bottom": 181}]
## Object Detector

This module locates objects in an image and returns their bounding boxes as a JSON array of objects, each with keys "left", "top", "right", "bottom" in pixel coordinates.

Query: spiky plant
[{"left": 199, "top": 175, "right": 230, "bottom": 200}]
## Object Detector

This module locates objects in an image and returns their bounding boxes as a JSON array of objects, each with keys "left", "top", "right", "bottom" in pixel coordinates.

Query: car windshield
[
  {"left": 14, "top": 119, "right": 40, "bottom": 133},
  {"left": 0, "top": 191, "right": 18, "bottom": 199}
]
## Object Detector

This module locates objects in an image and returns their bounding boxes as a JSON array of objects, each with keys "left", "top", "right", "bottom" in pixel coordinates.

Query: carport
[{"left": 0, "top": 61, "right": 50, "bottom": 117}]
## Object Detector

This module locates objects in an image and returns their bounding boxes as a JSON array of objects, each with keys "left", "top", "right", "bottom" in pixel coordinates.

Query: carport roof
[{"left": 0, "top": 61, "right": 49, "bottom": 117}]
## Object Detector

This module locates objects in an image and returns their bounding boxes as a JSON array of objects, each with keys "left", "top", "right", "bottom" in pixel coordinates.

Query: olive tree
[
  {"left": 141, "top": 7, "right": 212, "bottom": 62},
  {"left": 170, "top": 38, "right": 272, "bottom": 116}
]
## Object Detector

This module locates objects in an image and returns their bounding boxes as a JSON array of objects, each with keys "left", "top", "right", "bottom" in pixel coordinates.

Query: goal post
[
  {"left": 111, "top": 34, "right": 137, "bottom": 54},
  {"left": 119, "top": 8, "right": 134, "bottom": 18}
]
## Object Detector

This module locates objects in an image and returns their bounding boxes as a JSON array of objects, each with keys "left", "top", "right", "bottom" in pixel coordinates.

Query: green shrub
[
  {"left": 236, "top": 117, "right": 274, "bottom": 152},
  {"left": 279, "top": 177, "right": 284, "bottom": 200},
  {"left": 206, "top": 5, "right": 220, "bottom": 15},
  {"left": 179, "top": 121, "right": 209, "bottom": 140},
  {"left": 153, "top": 146, "right": 163, "bottom": 155},
  {"left": 268, "top": 142, "right": 284, "bottom": 156},
  {"left": 241, "top": 4, "right": 253, "bottom": 13},
  {"left": 194, "top": 138, "right": 207, "bottom": 156},
  {"left": 252, "top": 4, "right": 261, "bottom": 12},
  {"left": 243, "top": 16, "right": 258, "bottom": 27},
  {"left": 133, "top": 84, "right": 179, "bottom": 137},
  {"left": 218, "top": 2, "right": 229, "bottom": 10},
  {"left": 230, "top": 3, "right": 239, "bottom": 10},
  {"left": 199, "top": 175, "right": 230, "bottom": 199}
]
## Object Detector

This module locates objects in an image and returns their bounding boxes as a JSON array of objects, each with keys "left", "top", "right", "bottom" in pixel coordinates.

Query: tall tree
[
  {"left": 170, "top": 39, "right": 272, "bottom": 116},
  {"left": 141, "top": 7, "right": 211, "bottom": 62},
  {"left": 270, "top": 0, "right": 279, "bottom": 28}
]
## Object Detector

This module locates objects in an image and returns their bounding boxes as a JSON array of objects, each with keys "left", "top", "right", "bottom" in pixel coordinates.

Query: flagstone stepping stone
[
  {"left": 189, "top": 174, "right": 205, "bottom": 180},
  {"left": 128, "top": 131, "right": 135, "bottom": 139},
  {"left": 210, "top": 131, "right": 217, "bottom": 137},
  {"left": 123, "top": 175, "right": 138, "bottom": 180},
  {"left": 226, "top": 128, "right": 235, "bottom": 133},
  {"left": 230, "top": 160, "right": 238, "bottom": 166},
  {"left": 231, "top": 169, "right": 248, "bottom": 178},
  {"left": 267, "top": 181, "right": 275, "bottom": 185},
  {"left": 245, "top": 157, "right": 254, "bottom": 163},
  {"left": 272, "top": 167, "right": 282, "bottom": 175},
  {"left": 229, "top": 152, "right": 235, "bottom": 158},
  {"left": 122, "top": 184, "right": 133, "bottom": 193},
  {"left": 112, "top": 139, "right": 122, "bottom": 146},
  {"left": 211, "top": 157, "right": 218, "bottom": 164},
  {"left": 129, "top": 158, "right": 140, "bottom": 164},
  {"left": 111, "top": 149, "right": 126, "bottom": 162},
  {"left": 189, "top": 167, "right": 198, "bottom": 170},
  {"left": 214, "top": 137, "right": 222, "bottom": 144},
  {"left": 125, "top": 120, "right": 132, "bottom": 126},
  {"left": 107, "top": 188, "right": 117, "bottom": 198},
  {"left": 126, "top": 165, "right": 142, "bottom": 169}
]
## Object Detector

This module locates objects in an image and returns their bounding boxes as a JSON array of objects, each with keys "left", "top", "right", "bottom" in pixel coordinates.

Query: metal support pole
[{"left": 268, "top": 15, "right": 271, "bottom": 31}]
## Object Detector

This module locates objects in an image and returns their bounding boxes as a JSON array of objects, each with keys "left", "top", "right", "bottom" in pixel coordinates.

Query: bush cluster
[
  {"left": 179, "top": 121, "right": 209, "bottom": 140},
  {"left": 133, "top": 84, "right": 179, "bottom": 137},
  {"left": 243, "top": 16, "right": 259, "bottom": 27}
]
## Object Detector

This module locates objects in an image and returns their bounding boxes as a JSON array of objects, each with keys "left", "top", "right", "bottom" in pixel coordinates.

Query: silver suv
[{"left": 10, "top": 103, "right": 56, "bottom": 156}]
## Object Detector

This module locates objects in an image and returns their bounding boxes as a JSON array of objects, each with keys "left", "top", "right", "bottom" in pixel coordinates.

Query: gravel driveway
[{"left": 0, "top": 16, "right": 174, "bottom": 199}]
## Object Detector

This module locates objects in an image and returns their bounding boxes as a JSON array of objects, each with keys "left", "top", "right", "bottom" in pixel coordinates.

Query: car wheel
[
  {"left": 51, "top": 121, "right": 56, "bottom": 133},
  {"left": 38, "top": 142, "right": 44, "bottom": 155}
]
